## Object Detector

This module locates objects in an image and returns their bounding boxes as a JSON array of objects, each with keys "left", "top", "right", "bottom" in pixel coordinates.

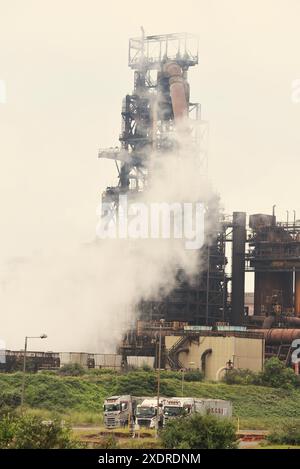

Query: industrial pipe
[
  {"left": 250, "top": 315, "right": 300, "bottom": 328},
  {"left": 262, "top": 315, "right": 275, "bottom": 329},
  {"left": 216, "top": 366, "right": 228, "bottom": 381},
  {"left": 163, "top": 62, "right": 189, "bottom": 123},
  {"left": 252, "top": 328, "right": 300, "bottom": 345}
]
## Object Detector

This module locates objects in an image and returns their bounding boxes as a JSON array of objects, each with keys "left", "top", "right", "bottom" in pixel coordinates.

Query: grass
[
  {"left": 1, "top": 369, "right": 300, "bottom": 429},
  {"left": 73, "top": 427, "right": 158, "bottom": 449}
]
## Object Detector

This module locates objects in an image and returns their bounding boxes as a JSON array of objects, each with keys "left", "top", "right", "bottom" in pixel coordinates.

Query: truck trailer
[{"left": 162, "top": 397, "right": 232, "bottom": 426}]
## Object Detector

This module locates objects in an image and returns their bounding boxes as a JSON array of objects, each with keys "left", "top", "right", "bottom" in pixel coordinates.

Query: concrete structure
[
  {"left": 165, "top": 334, "right": 264, "bottom": 381},
  {"left": 127, "top": 356, "right": 155, "bottom": 369}
]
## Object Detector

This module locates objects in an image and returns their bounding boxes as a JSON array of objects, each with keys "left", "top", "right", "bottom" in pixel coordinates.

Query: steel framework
[{"left": 98, "top": 31, "right": 229, "bottom": 353}]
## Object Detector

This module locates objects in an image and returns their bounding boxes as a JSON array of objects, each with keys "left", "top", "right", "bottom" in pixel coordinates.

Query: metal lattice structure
[
  {"left": 246, "top": 213, "right": 300, "bottom": 316},
  {"left": 98, "top": 31, "right": 206, "bottom": 205},
  {"left": 98, "top": 31, "right": 229, "bottom": 358}
]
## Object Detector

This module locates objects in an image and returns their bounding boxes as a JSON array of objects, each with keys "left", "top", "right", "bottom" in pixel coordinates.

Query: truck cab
[
  {"left": 163, "top": 398, "right": 194, "bottom": 426},
  {"left": 135, "top": 398, "right": 165, "bottom": 429},
  {"left": 103, "top": 395, "right": 133, "bottom": 428}
]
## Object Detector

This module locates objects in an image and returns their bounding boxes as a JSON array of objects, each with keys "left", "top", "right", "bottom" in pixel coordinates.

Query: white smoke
[{"left": 0, "top": 121, "right": 219, "bottom": 353}]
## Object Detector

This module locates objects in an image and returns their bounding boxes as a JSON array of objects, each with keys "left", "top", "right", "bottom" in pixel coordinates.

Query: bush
[
  {"left": 223, "top": 369, "right": 259, "bottom": 386},
  {"left": 260, "top": 358, "right": 298, "bottom": 389},
  {"left": 0, "top": 415, "right": 15, "bottom": 448},
  {"left": 96, "top": 434, "right": 119, "bottom": 449},
  {"left": 223, "top": 358, "right": 298, "bottom": 389},
  {"left": 268, "top": 420, "right": 300, "bottom": 445},
  {"left": 57, "top": 364, "right": 86, "bottom": 377},
  {"left": 160, "top": 414, "right": 237, "bottom": 449},
  {"left": 88, "top": 368, "right": 117, "bottom": 376},
  {"left": 0, "top": 413, "right": 84, "bottom": 449},
  {"left": 0, "top": 391, "right": 21, "bottom": 409},
  {"left": 183, "top": 370, "right": 204, "bottom": 382}
]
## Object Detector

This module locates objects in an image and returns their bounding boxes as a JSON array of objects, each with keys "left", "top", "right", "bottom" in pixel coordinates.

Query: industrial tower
[{"left": 98, "top": 31, "right": 230, "bottom": 357}]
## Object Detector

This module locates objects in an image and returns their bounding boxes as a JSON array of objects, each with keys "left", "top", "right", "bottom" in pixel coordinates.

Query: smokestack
[
  {"left": 163, "top": 62, "right": 189, "bottom": 123},
  {"left": 231, "top": 212, "right": 246, "bottom": 325}
]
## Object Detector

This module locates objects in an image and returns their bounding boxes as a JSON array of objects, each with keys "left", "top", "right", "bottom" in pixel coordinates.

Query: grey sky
[{"left": 0, "top": 0, "right": 300, "bottom": 349}]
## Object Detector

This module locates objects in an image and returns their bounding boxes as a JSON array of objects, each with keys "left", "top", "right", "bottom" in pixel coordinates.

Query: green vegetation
[
  {"left": 224, "top": 358, "right": 299, "bottom": 389},
  {"left": 267, "top": 420, "right": 300, "bottom": 446},
  {"left": 160, "top": 414, "right": 237, "bottom": 449},
  {"left": 0, "top": 413, "right": 83, "bottom": 449},
  {"left": 57, "top": 363, "right": 86, "bottom": 376},
  {"left": 1, "top": 367, "right": 300, "bottom": 429},
  {"left": 182, "top": 370, "right": 204, "bottom": 382}
]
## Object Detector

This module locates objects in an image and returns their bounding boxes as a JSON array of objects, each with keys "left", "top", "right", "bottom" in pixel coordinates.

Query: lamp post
[
  {"left": 21, "top": 334, "right": 47, "bottom": 408},
  {"left": 155, "top": 319, "right": 164, "bottom": 438}
]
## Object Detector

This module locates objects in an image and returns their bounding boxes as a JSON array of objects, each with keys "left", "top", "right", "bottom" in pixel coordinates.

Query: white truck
[
  {"left": 163, "top": 398, "right": 194, "bottom": 426},
  {"left": 135, "top": 398, "right": 165, "bottom": 429},
  {"left": 162, "top": 397, "right": 232, "bottom": 426},
  {"left": 103, "top": 395, "right": 139, "bottom": 428}
]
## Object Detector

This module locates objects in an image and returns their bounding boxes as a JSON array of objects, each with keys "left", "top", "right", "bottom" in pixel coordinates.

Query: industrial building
[
  {"left": 165, "top": 331, "right": 264, "bottom": 381},
  {"left": 98, "top": 30, "right": 300, "bottom": 375}
]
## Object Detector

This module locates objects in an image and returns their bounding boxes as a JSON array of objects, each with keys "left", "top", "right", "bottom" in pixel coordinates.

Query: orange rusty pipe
[
  {"left": 249, "top": 315, "right": 300, "bottom": 327},
  {"left": 252, "top": 328, "right": 300, "bottom": 345},
  {"left": 163, "top": 62, "right": 189, "bottom": 122}
]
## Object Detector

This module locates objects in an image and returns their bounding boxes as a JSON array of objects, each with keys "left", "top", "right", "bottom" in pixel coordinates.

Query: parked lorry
[
  {"left": 162, "top": 397, "right": 232, "bottom": 426},
  {"left": 103, "top": 395, "right": 140, "bottom": 428},
  {"left": 135, "top": 398, "right": 165, "bottom": 429},
  {"left": 103, "top": 394, "right": 232, "bottom": 429},
  {"left": 163, "top": 398, "right": 194, "bottom": 426}
]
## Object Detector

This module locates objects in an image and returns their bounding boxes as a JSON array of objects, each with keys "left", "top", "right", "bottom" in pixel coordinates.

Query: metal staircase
[{"left": 167, "top": 336, "right": 189, "bottom": 370}]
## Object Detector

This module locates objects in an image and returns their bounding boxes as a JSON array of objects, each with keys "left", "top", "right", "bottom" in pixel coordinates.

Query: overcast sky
[
  {"left": 1, "top": 0, "right": 300, "bottom": 258},
  {"left": 0, "top": 0, "right": 300, "bottom": 348}
]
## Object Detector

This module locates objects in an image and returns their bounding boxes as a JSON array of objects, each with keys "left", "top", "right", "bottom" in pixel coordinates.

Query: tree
[
  {"left": 0, "top": 414, "right": 83, "bottom": 449},
  {"left": 223, "top": 358, "right": 299, "bottom": 389},
  {"left": 160, "top": 414, "right": 237, "bottom": 449},
  {"left": 261, "top": 358, "right": 298, "bottom": 389}
]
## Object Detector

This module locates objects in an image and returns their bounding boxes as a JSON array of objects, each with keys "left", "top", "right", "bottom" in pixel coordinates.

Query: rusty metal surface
[
  {"left": 295, "top": 272, "right": 300, "bottom": 316},
  {"left": 252, "top": 328, "right": 300, "bottom": 344},
  {"left": 163, "top": 62, "right": 189, "bottom": 121},
  {"left": 254, "top": 271, "right": 293, "bottom": 315}
]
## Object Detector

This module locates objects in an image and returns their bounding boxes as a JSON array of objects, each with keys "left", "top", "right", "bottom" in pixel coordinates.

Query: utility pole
[
  {"left": 21, "top": 334, "right": 47, "bottom": 408},
  {"left": 155, "top": 319, "right": 164, "bottom": 438}
]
